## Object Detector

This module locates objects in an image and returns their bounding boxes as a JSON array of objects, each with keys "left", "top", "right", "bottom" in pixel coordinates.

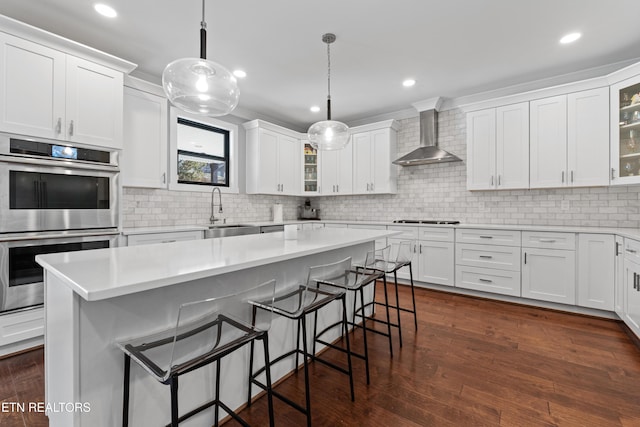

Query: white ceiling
[{"left": 2, "top": 0, "right": 640, "bottom": 131}]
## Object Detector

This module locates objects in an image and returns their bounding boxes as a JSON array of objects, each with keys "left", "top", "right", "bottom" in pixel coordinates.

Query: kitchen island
[{"left": 36, "top": 228, "right": 396, "bottom": 427}]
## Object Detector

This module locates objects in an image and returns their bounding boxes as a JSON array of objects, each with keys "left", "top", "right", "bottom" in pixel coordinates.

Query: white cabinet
[
  {"left": 415, "top": 227, "right": 454, "bottom": 287},
  {"left": 352, "top": 120, "right": 398, "bottom": 194},
  {"left": 615, "top": 236, "right": 625, "bottom": 318},
  {"left": 466, "top": 103, "right": 529, "bottom": 190},
  {"left": 623, "top": 255, "right": 640, "bottom": 337},
  {"left": 387, "top": 226, "right": 419, "bottom": 281},
  {"left": 610, "top": 75, "right": 640, "bottom": 184},
  {"left": 0, "top": 33, "right": 124, "bottom": 148},
  {"left": 122, "top": 84, "right": 168, "bottom": 188},
  {"left": 320, "top": 144, "right": 353, "bottom": 195},
  {"left": 530, "top": 88, "right": 609, "bottom": 188},
  {"left": 126, "top": 230, "right": 203, "bottom": 246},
  {"left": 577, "top": 234, "right": 614, "bottom": 310},
  {"left": 530, "top": 95, "right": 568, "bottom": 188},
  {"left": 301, "top": 142, "right": 319, "bottom": 194},
  {"left": 245, "top": 121, "right": 300, "bottom": 195},
  {"left": 455, "top": 229, "right": 521, "bottom": 296},
  {"left": 522, "top": 232, "right": 576, "bottom": 304}
]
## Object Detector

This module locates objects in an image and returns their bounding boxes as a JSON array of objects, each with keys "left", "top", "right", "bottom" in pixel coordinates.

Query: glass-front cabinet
[
  {"left": 302, "top": 141, "right": 319, "bottom": 194},
  {"left": 612, "top": 76, "right": 640, "bottom": 184}
]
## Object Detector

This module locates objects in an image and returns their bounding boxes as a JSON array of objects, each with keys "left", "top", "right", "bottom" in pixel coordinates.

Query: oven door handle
[{"left": 0, "top": 155, "right": 119, "bottom": 173}]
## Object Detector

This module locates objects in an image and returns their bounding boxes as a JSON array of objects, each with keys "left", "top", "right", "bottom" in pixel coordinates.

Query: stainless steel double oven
[{"left": 0, "top": 133, "right": 120, "bottom": 314}]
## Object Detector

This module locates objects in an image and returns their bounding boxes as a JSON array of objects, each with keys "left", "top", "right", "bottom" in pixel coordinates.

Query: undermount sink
[{"left": 205, "top": 224, "right": 260, "bottom": 238}]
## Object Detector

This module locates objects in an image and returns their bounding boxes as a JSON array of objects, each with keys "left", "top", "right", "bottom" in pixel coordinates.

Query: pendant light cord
[
  {"left": 326, "top": 38, "right": 332, "bottom": 120},
  {"left": 200, "top": 0, "right": 207, "bottom": 59}
]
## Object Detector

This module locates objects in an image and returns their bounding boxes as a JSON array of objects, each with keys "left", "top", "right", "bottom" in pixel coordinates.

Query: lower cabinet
[
  {"left": 615, "top": 236, "right": 625, "bottom": 318},
  {"left": 522, "top": 247, "right": 576, "bottom": 304},
  {"left": 418, "top": 240, "right": 454, "bottom": 286},
  {"left": 577, "top": 234, "right": 615, "bottom": 311},
  {"left": 623, "top": 239, "right": 640, "bottom": 337},
  {"left": 455, "top": 265, "right": 521, "bottom": 296}
]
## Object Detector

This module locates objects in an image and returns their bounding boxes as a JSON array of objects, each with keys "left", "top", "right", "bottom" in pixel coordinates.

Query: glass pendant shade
[
  {"left": 308, "top": 119, "right": 350, "bottom": 150},
  {"left": 162, "top": 58, "right": 239, "bottom": 117}
]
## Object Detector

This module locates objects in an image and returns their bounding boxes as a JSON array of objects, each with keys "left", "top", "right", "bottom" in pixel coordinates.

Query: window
[{"left": 176, "top": 118, "right": 230, "bottom": 187}]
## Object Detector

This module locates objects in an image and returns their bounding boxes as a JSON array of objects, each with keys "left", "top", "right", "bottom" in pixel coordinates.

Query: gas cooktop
[{"left": 393, "top": 220, "right": 460, "bottom": 225}]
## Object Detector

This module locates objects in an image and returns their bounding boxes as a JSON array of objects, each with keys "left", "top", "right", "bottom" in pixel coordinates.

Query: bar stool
[
  {"left": 247, "top": 263, "right": 355, "bottom": 427},
  {"left": 309, "top": 257, "right": 384, "bottom": 385},
  {"left": 389, "top": 240, "right": 419, "bottom": 331},
  {"left": 118, "top": 279, "right": 277, "bottom": 427},
  {"left": 351, "top": 245, "right": 401, "bottom": 356}
]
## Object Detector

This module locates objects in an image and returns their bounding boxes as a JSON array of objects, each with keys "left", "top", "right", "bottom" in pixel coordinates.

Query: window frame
[{"left": 168, "top": 107, "right": 239, "bottom": 193}]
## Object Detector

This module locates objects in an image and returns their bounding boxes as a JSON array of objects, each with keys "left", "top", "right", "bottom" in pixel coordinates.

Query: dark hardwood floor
[{"left": 1, "top": 285, "right": 639, "bottom": 426}]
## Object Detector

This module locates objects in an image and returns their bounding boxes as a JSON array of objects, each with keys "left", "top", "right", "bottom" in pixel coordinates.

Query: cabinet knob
[
  {"left": 55, "top": 118, "right": 62, "bottom": 135},
  {"left": 561, "top": 171, "right": 565, "bottom": 183},
  {"left": 69, "top": 120, "right": 74, "bottom": 137}
]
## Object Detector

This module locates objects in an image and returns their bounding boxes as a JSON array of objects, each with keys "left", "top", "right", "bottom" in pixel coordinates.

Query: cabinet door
[
  {"left": 522, "top": 248, "right": 576, "bottom": 304},
  {"left": 577, "top": 234, "right": 614, "bottom": 310},
  {"left": 66, "top": 56, "right": 123, "bottom": 148},
  {"left": 122, "top": 87, "right": 168, "bottom": 188},
  {"left": 0, "top": 33, "right": 65, "bottom": 139},
  {"left": 623, "top": 259, "right": 640, "bottom": 336},
  {"left": 496, "top": 103, "right": 529, "bottom": 189},
  {"left": 336, "top": 143, "right": 353, "bottom": 194},
  {"left": 530, "top": 95, "right": 567, "bottom": 188},
  {"left": 418, "top": 241, "right": 454, "bottom": 286},
  {"left": 466, "top": 109, "right": 496, "bottom": 190},
  {"left": 610, "top": 76, "right": 640, "bottom": 185},
  {"left": 256, "top": 129, "right": 279, "bottom": 194},
  {"left": 388, "top": 238, "right": 418, "bottom": 281},
  {"left": 277, "top": 134, "right": 300, "bottom": 195},
  {"left": 615, "top": 236, "right": 625, "bottom": 317},
  {"left": 320, "top": 149, "right": 337, "bottom": 194},
  {"left": 567, "top": 88, "right": 610, "bottom": 187},
  {"left": 371, "top": 129, "right": 395, "bottom": 193},
  {"left": 352, "top": 132, "right": 372, "bottom": 193}
]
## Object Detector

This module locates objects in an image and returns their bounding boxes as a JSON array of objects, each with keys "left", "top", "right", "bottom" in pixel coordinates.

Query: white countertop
[{"left": 36, "top": 228, "right": 397, "bottom": 302}]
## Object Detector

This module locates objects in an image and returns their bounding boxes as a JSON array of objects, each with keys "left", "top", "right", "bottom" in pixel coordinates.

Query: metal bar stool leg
[
  {"left": 247, "top": 306, "right": 257, "bottom": 407},
  {"left": 169, "top": 376, "right": 179, "bottom": 427},
  {"left": 393, "top": 270, "right": 403, "bottom": 348},
  {"left": 301, "top": 315, "right": 312, "bottom": 427},
  {"left": 359, "top": 286, "right": 370, "bottom": 385},
  {"left": 123, "top": 353, "right": 131, "bottom": 427},
  {"left": 381, "top": 276, "right": 393, "bottom": 357},
  {"left": 262, "top": 333, "right": 275, "bottom": 427},
  {"left": 341, "top": 295, "right": 355, "bottom": 401},
  {"left": 214, "top": 360, "right": 221, "bottom": 427},
  {"left": 409, "top": 263, "right": 418, "bottom": 330}
]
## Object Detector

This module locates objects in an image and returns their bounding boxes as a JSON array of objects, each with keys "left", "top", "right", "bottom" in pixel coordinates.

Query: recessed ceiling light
[
  {"left": 402, "top": 79, "right": 416, "bottom": 87},
  {"left": 559, "top": 32, "right": 581, "bottom": 44},
  {"left": 310, "top": 106, "right": 320, "bottom": 113},
  {"left": 233, "top": 69, "right": 247, "bottom": 78},
  {"left": 94, "top": 3, "right": 117, "bottom": 18}
]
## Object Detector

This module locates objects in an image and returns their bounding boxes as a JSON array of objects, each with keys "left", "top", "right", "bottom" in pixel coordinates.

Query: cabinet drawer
[
  {"left": 624, "top": 238, "right": 640, "bottom": 263},
  {"left": 127, "top": 230, "right": 203, "bottom": 246},
  {"left": 455, "top": 228, "right": 521, "bottom": 246},
  {"left": 522, "top": 231, "right": 575, "bottom": 250},
  {"left": 456, "top": 244, "right": 520, "bottom": 272},
  {"left": 455, "top": 265, "right": 521, "bottom": 297},
  {"left": 419, "top": 227, "right": 454, "bottom": 242},
  {"left": 387, "top": 225, "right": 419, "bottom": 240}
]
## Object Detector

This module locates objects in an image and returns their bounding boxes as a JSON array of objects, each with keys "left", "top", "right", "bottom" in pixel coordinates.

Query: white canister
[{"left": 273, "top": 204, "right": 283, "bottom": 223}]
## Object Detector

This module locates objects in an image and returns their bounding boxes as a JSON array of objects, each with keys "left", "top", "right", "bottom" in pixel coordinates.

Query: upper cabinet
[
  {"left": 122, "top": 82, "right": 168, "bottom": 188},
  {"left": 352, "top": 120, "right": 399, "bottom": 194},
  {"left": 244, "top": 120, "right": 300, "bottom": 195},
  {"left": 530, "top": 88, "right": 609, "bottom": 188},
  {"left": 319, "top": 143, "right": 353, "bottom": 195},
  {"left": 0, "top": 32, "right": 126, "bottom": 149},
  {"left": 467, "top": 102, "right": 529, "bottom": 190},
  {"left": 302, "top": 141, "right": 319, "bottom": 195},
  {"left": 611, "top": 75, "right": 640, "bottom": 184}
]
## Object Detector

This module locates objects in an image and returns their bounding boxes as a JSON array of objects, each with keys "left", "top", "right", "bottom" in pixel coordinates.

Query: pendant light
[
  {"left": 162, "top": 0, "right": 239, "bottom": 117},
  {"left": 307, "top": 33, "right": 350, "bottom": 150}
]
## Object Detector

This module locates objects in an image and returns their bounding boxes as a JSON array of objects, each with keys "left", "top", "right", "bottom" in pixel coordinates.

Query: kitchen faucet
[{"left": 210, "top": 187, "right": 223, "bottom": 223}]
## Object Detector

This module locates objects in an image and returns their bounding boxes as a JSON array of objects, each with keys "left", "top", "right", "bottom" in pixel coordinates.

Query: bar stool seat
[
  {"left": 248, "top": 263, "right": 355, "bottom": 427},
  {"left": 118, "top": 280, "right": 277, "bottom": 427}
]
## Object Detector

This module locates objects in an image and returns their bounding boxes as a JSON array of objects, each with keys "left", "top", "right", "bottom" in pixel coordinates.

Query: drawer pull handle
[
  {"left": 479, "top": 236, "right": 493, "bottom": 239},
  {"left": 538, "top": 239, "right": 556, "bottom": 243},
  {"left": 634, "top": 273, "right": 638, "bottom": 291},
  {"left": 161, "top": 240, "right": 177, "bottom": 243},
  {"left": 479, "top": 278, "right": 493, "bottom": 283},
  {"left": 626, "top": 249, "right": 638, "bottom": 254},
  {"left": 479, "top": 255, "right": 493, "bottom": 259}
]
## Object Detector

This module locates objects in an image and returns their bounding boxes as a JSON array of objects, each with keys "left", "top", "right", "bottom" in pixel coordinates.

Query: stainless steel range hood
[{"left": 393, "top": 107, "right": 462, "bottom": 166}]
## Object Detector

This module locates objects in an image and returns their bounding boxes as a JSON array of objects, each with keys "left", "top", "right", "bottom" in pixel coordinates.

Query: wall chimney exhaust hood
[{"left": 393, "top": 97, "right": 462, "bottom": 166}]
